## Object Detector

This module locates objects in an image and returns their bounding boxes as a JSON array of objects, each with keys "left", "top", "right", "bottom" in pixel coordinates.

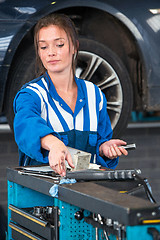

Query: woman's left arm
[{"left": 96, "top": 90, "right": 128, "bottom": 168}]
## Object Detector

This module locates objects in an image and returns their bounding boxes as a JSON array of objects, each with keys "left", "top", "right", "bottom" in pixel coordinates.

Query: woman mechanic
[{"left": 13, "top": 13, "right": 128, "bottom": 177}]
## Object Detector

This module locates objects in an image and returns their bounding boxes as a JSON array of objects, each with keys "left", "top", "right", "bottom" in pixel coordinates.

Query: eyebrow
[{"left": 38, "top": 37, "right": 65, "bottom": 43}]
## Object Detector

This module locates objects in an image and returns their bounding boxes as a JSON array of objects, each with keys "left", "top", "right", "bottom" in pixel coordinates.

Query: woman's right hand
[
  {"left": 41, "top": 134, "right": 74, "bottom": 176},
  {"left": 48, "top": 142, "right": 74, "bottom": 176}
]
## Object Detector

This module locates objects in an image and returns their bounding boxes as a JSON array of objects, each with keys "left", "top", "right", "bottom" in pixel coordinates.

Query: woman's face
[{"left": 38, "top": 25, "right": 75, "bottom": 76}]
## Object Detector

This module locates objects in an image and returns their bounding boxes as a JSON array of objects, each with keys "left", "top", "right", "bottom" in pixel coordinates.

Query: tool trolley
[{"left": 7, "top": 167, "right": 160, "bottom": 240}]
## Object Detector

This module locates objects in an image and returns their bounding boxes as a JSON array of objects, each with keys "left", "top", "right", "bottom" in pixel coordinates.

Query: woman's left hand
[{"left": 99, "top": 139, "right": 128, "bottom": 159}]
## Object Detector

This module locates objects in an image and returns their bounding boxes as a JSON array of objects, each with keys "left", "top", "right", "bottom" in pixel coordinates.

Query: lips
[{"left": 47, "top": 60, "right": 60, "bottom": 64}]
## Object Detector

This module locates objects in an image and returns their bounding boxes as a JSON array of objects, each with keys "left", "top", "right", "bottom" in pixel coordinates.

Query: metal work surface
[{"left": 60, "top": 181, "right": 153, "bottom": 209}]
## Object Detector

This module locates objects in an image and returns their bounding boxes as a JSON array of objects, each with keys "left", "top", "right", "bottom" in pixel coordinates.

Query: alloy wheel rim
[{"left": 76, "top": 51, "right": 123, "bottom": 129}]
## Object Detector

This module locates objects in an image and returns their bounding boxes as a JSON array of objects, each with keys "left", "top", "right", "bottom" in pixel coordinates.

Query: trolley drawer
[{"left": 9, "top": 204, "right": 59, "bottom": 240}]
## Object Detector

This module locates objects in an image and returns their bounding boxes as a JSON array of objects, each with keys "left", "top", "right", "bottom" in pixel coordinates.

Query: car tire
[{"left": 4, "top": 45, "right": 36, "bottom": 129}]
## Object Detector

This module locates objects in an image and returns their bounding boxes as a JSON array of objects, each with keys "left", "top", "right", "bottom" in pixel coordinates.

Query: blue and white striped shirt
[{"left": 13, "top": 72, "right": 118, "bottom": 168}]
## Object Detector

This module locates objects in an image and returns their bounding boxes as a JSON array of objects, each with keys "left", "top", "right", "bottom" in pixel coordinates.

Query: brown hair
[{"left": 34, "top": 13, "right": 79, "bottom": 77}]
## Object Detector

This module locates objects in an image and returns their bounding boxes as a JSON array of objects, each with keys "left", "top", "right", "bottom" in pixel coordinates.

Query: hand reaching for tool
[
  {"left": 99, "top": 139, "right": 128, "bottom": 159},
  {"left": 41, "top": 134, "right": 74, "bottom": 176}
]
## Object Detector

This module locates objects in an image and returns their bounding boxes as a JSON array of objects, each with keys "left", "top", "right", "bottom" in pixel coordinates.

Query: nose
[{"left": 48, "top": 45, "right": 56, "bottom": 56}]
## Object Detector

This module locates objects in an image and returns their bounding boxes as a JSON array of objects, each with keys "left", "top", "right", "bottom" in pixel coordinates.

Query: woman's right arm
[{"left": 14, "top": 89, "right": 74, "bottom": 175}]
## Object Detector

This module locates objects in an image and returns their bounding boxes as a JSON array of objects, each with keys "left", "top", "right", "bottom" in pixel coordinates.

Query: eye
[
  {"left": 40, "top": 46, "right": 47, "bottom": 50},
  {"left": 57, "top": 43, "right": 64, "bottom": 48}
]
